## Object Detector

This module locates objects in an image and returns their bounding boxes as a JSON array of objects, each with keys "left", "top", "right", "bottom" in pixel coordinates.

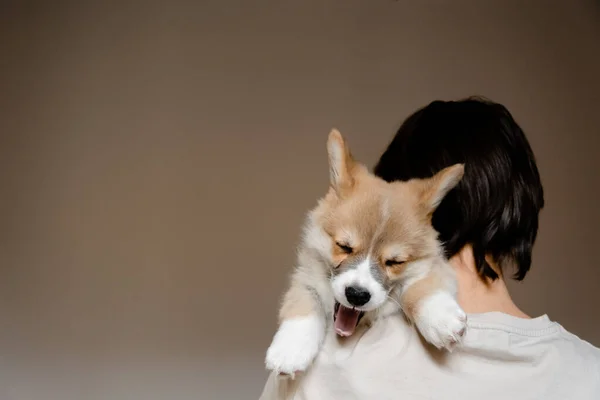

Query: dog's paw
[
  {"left": 414, "top": 292, "right": 467, "bottom": 351},
  {"left": 265, "top": 314, "right": 324, "bottom": 377}
]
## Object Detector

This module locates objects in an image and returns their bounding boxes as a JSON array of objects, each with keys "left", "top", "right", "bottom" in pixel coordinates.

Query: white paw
[
  {"left": 414, "top": 292, "right": 467, "bottom": 351},
  {"left": 265, "top": 314, "right": 325, "bottom": 376}
]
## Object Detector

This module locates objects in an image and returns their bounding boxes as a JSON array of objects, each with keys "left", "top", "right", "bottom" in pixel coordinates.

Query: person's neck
[{"left": 451, "top": 245, "right": 530, "bottom": 319}]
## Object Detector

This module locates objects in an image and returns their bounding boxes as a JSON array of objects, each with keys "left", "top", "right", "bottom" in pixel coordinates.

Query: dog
[{"left": 265, "top": 129, "right": 467, "bottom": 377}]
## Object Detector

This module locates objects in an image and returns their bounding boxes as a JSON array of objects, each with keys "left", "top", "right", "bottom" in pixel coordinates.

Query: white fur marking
[
  {"left": 332, "top": 201, "right": 392, "bottom": 311},
  {"left": 332, "top": 255, "right": 387, "bottom": 311},
  {"left": 265, "top": 314, "right": 325, "bottom": 375},
  {"left": 414, "top": 291, "right": 467, "bottom": 351}
]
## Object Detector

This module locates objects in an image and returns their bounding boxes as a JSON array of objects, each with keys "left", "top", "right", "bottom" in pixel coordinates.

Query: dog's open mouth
[{"left": 333, "top": 302, "right": 365, "bottom": 337}]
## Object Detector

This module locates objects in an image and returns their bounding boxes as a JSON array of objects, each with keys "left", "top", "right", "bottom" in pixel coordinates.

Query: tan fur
[
  {"left": 278, "top": 129, "right": 463, "bottom": 321},
  {"left": 314, "top": 165, "right": 451, "bottom": 291},
  {"left": 400, "top": 262, "right": 450, "bottom": 320},
  {"left": 278, "top": 284, "right": 317, "bottom": 322},
  {"left": 266, "top": 129, "right": 466, "bottom": 375}
]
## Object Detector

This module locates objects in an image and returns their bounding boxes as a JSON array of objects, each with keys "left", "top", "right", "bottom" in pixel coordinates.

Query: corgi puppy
[{"left": 265, "top": 129, "right": 467, "bottom": 377}]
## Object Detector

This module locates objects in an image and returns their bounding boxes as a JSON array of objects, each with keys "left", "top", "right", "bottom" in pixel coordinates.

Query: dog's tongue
[{"left": 334, "top": 305, "right": 360, "bottom": 337}]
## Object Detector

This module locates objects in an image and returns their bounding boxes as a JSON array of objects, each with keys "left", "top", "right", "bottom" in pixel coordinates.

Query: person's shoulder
[{"left": 555, "top": 324, "right": 600, "bottom": 366}]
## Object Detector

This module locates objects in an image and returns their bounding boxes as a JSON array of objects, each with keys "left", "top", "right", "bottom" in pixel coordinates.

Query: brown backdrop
[{"left": 1, "top": 1, "right": 599, "bottom": 399}]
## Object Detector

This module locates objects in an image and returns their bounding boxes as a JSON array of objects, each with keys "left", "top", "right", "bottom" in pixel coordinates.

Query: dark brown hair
[{"left": 374, "top": 97, "right": 544, "bottom": 281}]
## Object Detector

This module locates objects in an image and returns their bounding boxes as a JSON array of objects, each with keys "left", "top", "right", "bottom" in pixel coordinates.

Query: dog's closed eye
[
  {"left": 336, "top": 242, "right": 353, "bottom": 254},
  {"left": 385, "top": 259, "right": 406, "bottom": 267}
]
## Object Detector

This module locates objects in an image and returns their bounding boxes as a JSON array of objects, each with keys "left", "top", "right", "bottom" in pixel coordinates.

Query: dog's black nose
[{"left": 345, "top": 286, "right": 371, "bottom": 307}]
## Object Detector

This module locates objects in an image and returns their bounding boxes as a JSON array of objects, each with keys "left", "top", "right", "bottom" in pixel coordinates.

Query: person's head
[{"left": 374, "top": 97, "right": 544, "bottom": 282}]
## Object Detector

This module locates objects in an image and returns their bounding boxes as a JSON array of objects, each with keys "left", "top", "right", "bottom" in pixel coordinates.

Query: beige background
[{"left": 1, "top": 1, "right": 599, "bottom": 399}]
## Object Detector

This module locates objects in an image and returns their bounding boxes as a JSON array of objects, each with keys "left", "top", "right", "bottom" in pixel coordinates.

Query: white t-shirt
[{"left": 259, "top": 312, "right": 600, "bottom": 400}]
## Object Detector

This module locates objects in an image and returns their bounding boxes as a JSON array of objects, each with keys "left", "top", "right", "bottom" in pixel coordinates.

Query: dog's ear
[
  {"left": 327, "top": 129, "right": 357, "bottom": 195},
  {"left": 416, "top": 164, "right": 465, "bottom": 215}
]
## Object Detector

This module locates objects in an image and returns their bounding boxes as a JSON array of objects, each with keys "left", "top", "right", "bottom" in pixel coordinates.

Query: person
[{"left": 258, "top": 97, "right": 600, "bottom": 400}]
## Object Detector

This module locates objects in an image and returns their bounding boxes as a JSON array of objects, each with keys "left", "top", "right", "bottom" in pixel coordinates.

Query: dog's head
[{"left": 306, "top": 129, "right": 464, "bottom": 336}]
